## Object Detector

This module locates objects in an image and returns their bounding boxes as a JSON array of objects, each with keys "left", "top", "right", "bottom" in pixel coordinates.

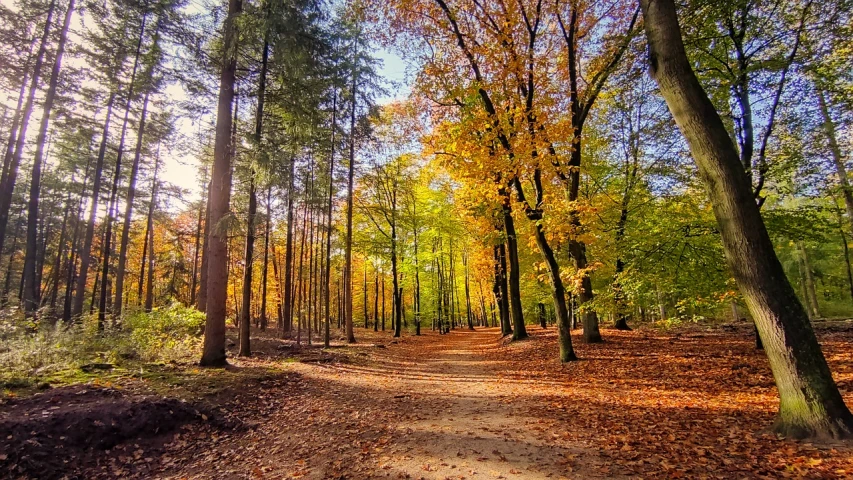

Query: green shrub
[{"left": 0, "top": 303, "right": 205, "bottom": 388}]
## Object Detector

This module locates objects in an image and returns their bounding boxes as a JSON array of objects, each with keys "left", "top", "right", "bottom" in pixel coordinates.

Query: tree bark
[
  {"left": 260, "top": 187, "right": 270, "bottom": 330},
  {"left": 200, "top": 0, "right": 242, "bottom": 366},
  {"left": 97, "top": 16, "right": 148, "bottom": 328},
  {"left": 817, "top": 89, "right": 853, "bottom": 232},
  {"left": 239, "top": 176, "right": 256, "bottom": 356},
  {"left": 493, "top": 242, "right": 511, "bottom": 336},
  {"left": 139, "top": 153, "right": 158, "bottom": 309},
  {"left": 641, "top": 0, "right": 853, "bottom": 439},
  {"left": 24, "top": 0, "right": 72, "bottom": 315},
  {"left": 502, "top": 195, "right": 527, "bottom": 339},
  {"left": 344, "top": 52, "right": 358, "bottom": 343},
  {"left": 113, "top": 85, "right": 152, "bottom": 317},
  {"left": 282, "top": 154, "right": 295, "bottom": 336},
  {"left": 323, "top": 85, "right": 337, "bottom": 347},
  {"left": 533, "top": 223, "right": 576, "bottom": 361}
]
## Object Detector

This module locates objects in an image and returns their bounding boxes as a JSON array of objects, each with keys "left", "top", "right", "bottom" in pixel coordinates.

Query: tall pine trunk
[
  {"left": 239, "top": 177, "right": 256, "bottom": 356},
  {"left": 200, "top": 0, "right": 242, "bottom": 366},
  {"left": 344, "top": 52, "right": 358, "bottom": 344},
  {"left": 260, "top": 187, "right": 270, "bottom": 330},
  {"left": 97, "top": 14, "right": 148, "bottom": 328},
  {"left": 138, "top": 152, "right": 158, "bottom": 308},
  {"left": 282, "top": 154, "right": 295, "bottom": 336}
]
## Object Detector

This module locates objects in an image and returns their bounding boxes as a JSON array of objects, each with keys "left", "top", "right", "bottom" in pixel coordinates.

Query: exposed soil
[{"left": 0, "top": 385, "right": 205, "bottom": 479}]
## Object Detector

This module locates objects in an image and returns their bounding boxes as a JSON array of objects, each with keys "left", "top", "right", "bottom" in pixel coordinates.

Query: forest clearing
[{"left": 2, "top": 0, "right": 853, "bottom": 477}]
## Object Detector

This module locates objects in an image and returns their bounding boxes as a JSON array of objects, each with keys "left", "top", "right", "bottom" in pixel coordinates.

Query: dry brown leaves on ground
[{"left": 3, "top": 323, "right": 853, "bottom": 479}]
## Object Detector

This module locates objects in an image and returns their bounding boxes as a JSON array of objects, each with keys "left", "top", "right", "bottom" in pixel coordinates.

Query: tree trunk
[
  {"left": 533, "top": 223, "right": 576, "bottom": 361},
  {"left": 502, "top": 203, "right": 527, "bottom": 339},
  {"left": 22, "top": 0, "right": 74, "bottom": 317},
  {"left": 344, "top": 54, "right": 358, "bottom": 344},
  {"left": 282, "top": 154, "right": 295, "bottom": 336},
  {"left": 96, "top": 13, "right": 148, "bottom": 327},
  {"left": 114, "top": 86, "right": 152, "bottom": 317},
  {"left": 464, "top": 252, "right": 473, "bottom": 330},
  {"left": 494, "top": 243, "right": 511, "bottom": 336},
  {"left": 139, "top": 153, "right": 158, "bottom": 309},
  {"left": 817, "top": 89, "right": 853, "bottom": 231},
  {"left": 363, "top": 262, "right": 368, "bottom": 329},
  {"left": 197, "top": 178, "right": 211, "bottom": 311},
  {"left": 381, "top": 272, "right": 386, "bottom": 331},
  {"left": 239, "top": 176, "right": 256, "bottom": 356},
  {"left": 841, "top": 229, "right": 853, "bottom": 302},
  {"left": 200, "top": 0, "right": 242, "bottom": 367},
  {"left": 323, "top": 85, "right": 338, "bottom": 346},
  {"left": 641, "top": 0, "right": 853, "bottom": 439},
  {"left": 797, "top": 241, "right": 820, "bottom": 320},
  {"left": 374, "top": 270, "right": 379, "bottom": 331},
  {"left": 1, "top": 36, "right": 37, "bottom": 194},
  {"left": 0, "top": 0, "right": 56, "bottom": 263},
  {"left": 190, "top": 168, "right": 208, "bottom": 306},
  {"left": 260, "top": 187, "right": 270, "bottom": 330}
]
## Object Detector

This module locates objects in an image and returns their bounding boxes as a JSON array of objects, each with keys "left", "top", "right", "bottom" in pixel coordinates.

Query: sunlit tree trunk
[
  {"left": 344, "top": 53, "right": 358, "bottom": 343},
  {"left": 260, "top": 187, "right": 270, "bottom": 330},
  {"left": 139, "top": 154, "right": 159, "bottom": 308},
  {"left": 282, "top": 154, "right": 295, "bottom": 336},
  {"left": 641, "top": 0, "right": 853, "bottom": 439},
  {"left": 200, "top": 0, "right": 242, "bottom": 366},
  {"left": 323, "top": 86, "right": 337, "bottom": 347}
]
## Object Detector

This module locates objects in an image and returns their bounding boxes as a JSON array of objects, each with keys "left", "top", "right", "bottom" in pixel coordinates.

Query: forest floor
[{"left": 3, "top": 322, "right": 853, "bottom": 479}]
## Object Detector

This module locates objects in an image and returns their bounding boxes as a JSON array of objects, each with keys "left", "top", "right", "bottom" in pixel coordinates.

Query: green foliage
[{"left": 0, "top": 303, "right": 204, "bottom": 390}]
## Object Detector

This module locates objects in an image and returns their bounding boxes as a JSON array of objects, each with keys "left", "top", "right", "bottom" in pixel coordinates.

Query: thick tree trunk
[
  {"left": 568, "top": 239, "right": 602, "bottom": 342},
  {"left": 392, "top": 231, "right": 401, "bottom": 338},
  {"left": 200, "top": 0, "right": 242, "bottom": 367},
  {"left": 641, "top": 0, "right": 853, "bottom": 439}
]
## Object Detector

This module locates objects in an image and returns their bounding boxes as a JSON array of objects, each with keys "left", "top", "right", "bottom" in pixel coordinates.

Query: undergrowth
[{"left": 0, "top": 303, "right": 204, "bottom": 391}]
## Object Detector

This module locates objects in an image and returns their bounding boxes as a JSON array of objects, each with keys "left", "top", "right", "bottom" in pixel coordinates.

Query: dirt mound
[{"left": 0, "top": 385, "right": 205, "bottom": 479}]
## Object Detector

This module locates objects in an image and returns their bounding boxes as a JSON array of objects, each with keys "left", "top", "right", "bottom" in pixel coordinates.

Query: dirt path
[{"left": 157, "top": 328, "right": 610, "bottom": 480}]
